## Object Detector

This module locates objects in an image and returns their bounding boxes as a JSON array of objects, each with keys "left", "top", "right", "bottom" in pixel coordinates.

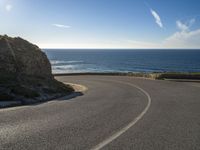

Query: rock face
[
  {"left": 0, "top": 35, "right": 74, "bottom": 106},
  {"left": 0, "top": 35, "right": 52, "bottom": 78}
]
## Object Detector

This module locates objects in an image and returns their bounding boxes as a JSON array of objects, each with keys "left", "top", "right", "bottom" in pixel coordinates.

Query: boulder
[
  {"left": 0, "top": 35, "right": 52, "bottom": 78},
  {"left": 0, "top": 35, "right": 74, "bottom": 106}
]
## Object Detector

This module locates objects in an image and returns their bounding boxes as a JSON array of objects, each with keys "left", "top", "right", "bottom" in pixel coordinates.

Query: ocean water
[{"left": 43, "top": 49, "right": 200, "bottom": 74}]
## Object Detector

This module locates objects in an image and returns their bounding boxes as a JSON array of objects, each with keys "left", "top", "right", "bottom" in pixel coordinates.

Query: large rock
[
  {"left": 0, "top": 35, "right": 52, "bottom": 78},
  {"left": 0, "top": 35, "right": 74, "bottom": 106}
]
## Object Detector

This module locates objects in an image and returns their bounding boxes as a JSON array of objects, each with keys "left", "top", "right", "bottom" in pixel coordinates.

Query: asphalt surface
[{"left": 0, "top": 75, "right": 200, "bottom": 150}]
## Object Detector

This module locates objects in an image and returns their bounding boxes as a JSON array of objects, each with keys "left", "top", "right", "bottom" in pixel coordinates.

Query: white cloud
[
  {"left": 52, "top": 24, "right": 71, "bottom": 29},
  {"left": 163, "top": 18, "right": 200, "bottom": 48},
  {"left": 125, "top": 18, "right": 200, "bottom": 49},
  {"left": 163, "top": 28, "right": 200, "bottom": 48},
  {"left": 5, "top": 4, "right": 12, "bottom": 12},
  {"left": 176, "top": 20, "right": 188, "bottom": 31},
  {"left": 189, "top": 18, "right": 195, "bottom": 26},
  {"left": 150, "top": 9, "right": 163, "bottom": 28},
  {"left": 38, "top": 17, "right": 200, "bottom": 49},
  {"left": 176, "top": 18, "right": 196, "bottom": 32}
]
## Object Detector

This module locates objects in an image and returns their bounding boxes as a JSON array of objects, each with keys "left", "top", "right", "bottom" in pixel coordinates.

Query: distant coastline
[
  {"left": 43, "top": 48, "right": 200, "bottom": 51},
  {"left": 54, "top": 72, "right": 200, "bottom": 81}
]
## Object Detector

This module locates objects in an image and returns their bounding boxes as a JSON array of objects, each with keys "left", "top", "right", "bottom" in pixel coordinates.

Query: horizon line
[{"left": 42, "top": 48, "right": 200, "bottom": 50}]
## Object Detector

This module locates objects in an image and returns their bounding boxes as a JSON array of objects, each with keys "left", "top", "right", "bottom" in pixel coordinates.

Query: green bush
[{"left": 156, "top": 73, "right": 200, "bottom": 80}]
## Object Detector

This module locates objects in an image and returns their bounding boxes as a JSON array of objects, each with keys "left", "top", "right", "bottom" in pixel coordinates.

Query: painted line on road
[{"left": 91, "top": 80, "right": 152, "bottom": 150}]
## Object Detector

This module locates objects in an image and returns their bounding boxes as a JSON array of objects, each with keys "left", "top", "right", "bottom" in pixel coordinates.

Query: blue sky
[{"left": 1, "top": 0, "right": 200, "bottom": 48}]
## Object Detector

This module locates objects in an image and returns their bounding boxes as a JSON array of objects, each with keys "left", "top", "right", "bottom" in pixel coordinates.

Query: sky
[{"left": 1, "top": 0, "right": 200, "bottom": 49}]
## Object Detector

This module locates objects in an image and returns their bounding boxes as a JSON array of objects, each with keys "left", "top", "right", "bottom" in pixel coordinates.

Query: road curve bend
[
  {"left": 91, "top": 79, "right": 151, "bottom": 150},
  {"left": 0, "top": 75, "right": 200, "bottom": 150}
]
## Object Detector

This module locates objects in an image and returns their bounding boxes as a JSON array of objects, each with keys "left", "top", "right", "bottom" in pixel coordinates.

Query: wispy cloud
[
  {"left": 176, "top": 18, "right": 195, "bottom": 31},
  {"left": 176, "top": 20, "right": 189, "bottom": 31},
  {"left": 5, "top": 4, "right": 12, "bottom": 12},
  {"left": 150, "top": 9, "right": 163, "bottom": 28},
  {"left": 164, "top": 18, "right": 200, "bottom": 48},
  {"left": 125, "top": 17, "right": 200, "bottom": 49},
  {"left": 52, "top": 24, "right": 71, "bottom": 29},
  {"left": 164, "top": 28, "right": 200, "bottom": 48},
  {"left": 189, "top": 18, "right": 196, "bottom": 26}
]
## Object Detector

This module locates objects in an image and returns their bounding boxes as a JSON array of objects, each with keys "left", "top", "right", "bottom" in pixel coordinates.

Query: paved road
[{"left": 0, "top": 76, "right": 200, "bottom": 150}]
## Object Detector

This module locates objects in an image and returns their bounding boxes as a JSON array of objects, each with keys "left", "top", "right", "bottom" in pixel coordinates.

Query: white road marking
[{"left": 91, "top": 80, "right": 152, "bottom": 150}]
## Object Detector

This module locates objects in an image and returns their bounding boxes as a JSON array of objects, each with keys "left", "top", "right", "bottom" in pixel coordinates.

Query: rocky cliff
[
  {"left": 0, "top": 35, "right": 74, "bottom": 107},
  {"left": 0, "top": 35, "right": 52, "bottom": 78}
]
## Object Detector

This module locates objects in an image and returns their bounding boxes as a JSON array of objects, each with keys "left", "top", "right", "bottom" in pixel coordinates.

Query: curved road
[{"left": 0, "top": 76, "right": 200, "bottom": 150}]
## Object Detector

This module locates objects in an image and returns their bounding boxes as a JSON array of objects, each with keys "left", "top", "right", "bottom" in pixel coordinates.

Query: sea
[{"left": 43, "top": 49, "right": 200, "bottom": 74}]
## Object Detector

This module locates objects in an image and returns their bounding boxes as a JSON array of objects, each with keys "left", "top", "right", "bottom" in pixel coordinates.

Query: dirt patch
[{"left": 65, "top": 83, "right": 88, "bottom": 92}]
